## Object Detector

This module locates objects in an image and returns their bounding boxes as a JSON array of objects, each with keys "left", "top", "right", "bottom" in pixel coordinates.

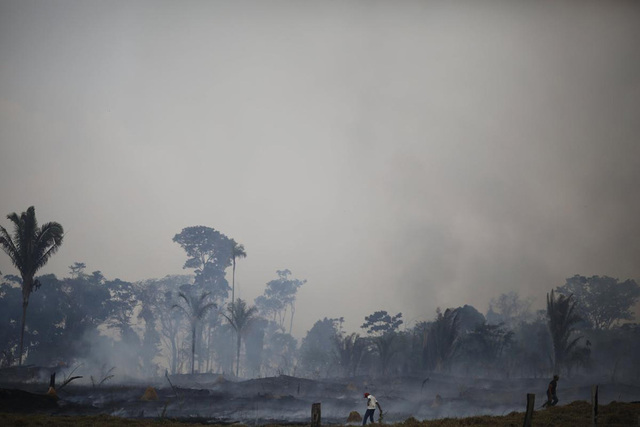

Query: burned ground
[{"left": 1, "top": 368, "right": 640, "bottom": 424}]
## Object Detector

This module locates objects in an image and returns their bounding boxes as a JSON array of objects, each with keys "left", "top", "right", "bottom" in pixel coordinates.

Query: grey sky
[{"left": 1, "top": 1, "right": 639, "bottom": 337}]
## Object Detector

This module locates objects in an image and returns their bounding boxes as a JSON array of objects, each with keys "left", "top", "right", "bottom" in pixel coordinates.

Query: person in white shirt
[{"left": 362, "top": 392, "right": 383, "bottom": 425}]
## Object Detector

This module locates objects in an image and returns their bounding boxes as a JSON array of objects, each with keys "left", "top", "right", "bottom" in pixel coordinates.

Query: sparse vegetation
[
  {"left": 90, "top": 365, "right": 115, "bottom": 388},
  {"left": 59, "top": 364, "right": 83, "bottom": 390}
]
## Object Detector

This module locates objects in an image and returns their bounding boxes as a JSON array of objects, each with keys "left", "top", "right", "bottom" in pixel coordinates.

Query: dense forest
[{"left": 1, "top": 207, "right": 639, "bottom": 384}]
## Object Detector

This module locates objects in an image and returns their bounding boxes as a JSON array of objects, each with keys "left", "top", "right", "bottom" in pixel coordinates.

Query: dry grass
[
  {"left": 1, "top": 401, "right": 639, "bottom": 427},
  {"left": 402, "top": 401, "right": 640, "bottom": 426}
]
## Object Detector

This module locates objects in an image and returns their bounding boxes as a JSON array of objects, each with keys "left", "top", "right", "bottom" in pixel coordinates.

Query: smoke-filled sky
[{"left": 1, "top": 1, "right": 639, "bottom": 337}]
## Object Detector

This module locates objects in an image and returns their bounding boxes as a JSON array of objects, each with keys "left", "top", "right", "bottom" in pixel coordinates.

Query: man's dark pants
[{"left": 362, "top": 409, "right": 375, "bottom": 425}]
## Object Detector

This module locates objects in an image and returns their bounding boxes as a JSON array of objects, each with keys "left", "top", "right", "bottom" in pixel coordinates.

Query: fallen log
[{"left": 0, "top": 388, "right": 59, "bottom": 413}]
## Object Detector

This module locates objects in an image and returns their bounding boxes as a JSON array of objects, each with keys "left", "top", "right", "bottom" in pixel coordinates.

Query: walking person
[
  {"left": 362, "top": 392, "right": 383, "bottom": 425},
  {"left": 544, "top": 374, "right": 560, "bottom": 407}
]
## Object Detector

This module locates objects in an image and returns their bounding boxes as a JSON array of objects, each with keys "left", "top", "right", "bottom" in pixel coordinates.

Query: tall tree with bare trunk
[
  {"left": 230, "top": 241, "right": 246, "bottom": 305},
  {"left": 0, "top": 206, "right": 64, "bottom": 365},
  {"left": 173, "top": 286, "right": 217, "bottom": 374}
]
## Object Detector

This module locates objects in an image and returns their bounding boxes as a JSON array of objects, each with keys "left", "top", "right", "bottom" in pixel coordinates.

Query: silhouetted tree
[
  {"left": 333, "top": 332, "right": 365, "bottom": 377},
  {"left": 299, "top": 317, "right": 340, "bottom": 378},
  {"left": 509, "top": 312, "right": 553, "bottom": 378},
  {"left": 260, "top": 324, "right": 297, "bottom": 376},
  {"left": 230, "top": 241, "right": 246, "bottom": 305},
  {"left": 361, "top": 311, "right": 403, "bottom": 335},
  {"left": 227, "top": 241, "right": 247, "bottom": 373},
  {"left": 30, "top": 273, "right": 112, "bottom": 366},
  {"left": 254, "top": 293, "right": 283, "bottom": 324},
  {"left": 68, "top": 262, "right": 86, "bottom": 279},
  {"left": 140, "top": 275, "right": 191, "bottom": 374},
  {"left": 173, "top": 285, "right": 217, "bottom": 374},
  {"left": 136, "top": 284, "right": 162, "bottom": 377},
  {"left": 586, "top": 324, "right": 640, "bottom": 381},
  {"left": 556, "top": 275, "right": 640, "bottom": 329},
  {"left": 486, "top": 291, "right": 533, "bottom": 328},
  {"left": 105, "top": 279, "right": 139, "bottom": 340},
  {"left": 0, "top": 276, "right": 23, "bottom": 366},
  {"left": 361, "top": 311, "right": 403, "bottom": 375},
  {"left": 425, "top": 308, "right": 460, "bottom": 372},
  {"left": 458, "top": 322, "right": 514, "bottom": 376},
  {"left": 245, "top": 318, "right": 267, "bottom": 377},
  {"left": 407, "top": 321, "right": 430, "bottom": 372},
  {"left": 255, "top": 269, "right": 306, "bottom": 334},
  {"left": 89, "top": 270, "right": 105, "bottom": 285},
  {"left": 0, "top": 206, "right": 64, "bottom": 365},
  {"left": 0, "top": 272, "right": 115, "bottom": 367},
  {"left": 453, "top": 305, "right": 485, "bottom": 333},
  {"left": 173, "top": 226, "right": 233, "bottom": 302},
  {"left": 546, "top": 289, "right": 583, "bottom": 374},
  {"left": 223, "top": 298, "right": 258, "bottom": 377}
]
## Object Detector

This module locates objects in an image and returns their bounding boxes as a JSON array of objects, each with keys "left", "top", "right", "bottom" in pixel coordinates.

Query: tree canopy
[
  {"left": 556, "top": 275, "right": 640, "bottom": 329},
  {"left": 255, "top": 269, "right": 306, "bottom": 333},
  {"left": 361, "top": 310, "right": 403, "bottom": 336},
  {"left": 173, "top": 226, "right": 234, "bottom": 301}
]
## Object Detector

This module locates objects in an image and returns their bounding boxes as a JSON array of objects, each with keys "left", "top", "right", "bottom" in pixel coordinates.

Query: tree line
[
  {"left": 0, "top": 206, "right": 306, "bottom": 377},
  {"left": 1, "top": 206, "right": 639, "bottom": 382},
  {"left": 299, "top": 280, "right": 639, "bottom": 381}
]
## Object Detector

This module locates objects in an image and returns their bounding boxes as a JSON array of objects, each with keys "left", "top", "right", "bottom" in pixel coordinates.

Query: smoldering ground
[{"left": 2, "top": 369, "right": 640, "bottom": 424}]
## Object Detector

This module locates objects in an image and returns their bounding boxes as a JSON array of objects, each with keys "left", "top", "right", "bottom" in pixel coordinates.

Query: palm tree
[
  {"left": 172, "top": 288, "right": 217, "bottom": 374},
  {"left": 230, "top": 241, "right": 246, "bottom": 305},
  {"left": 425, "top": 308, "right": 460, "bottom": 372},
  {"left": 223, "top": 298, "right": 258, "bottom": 377},
  {"left": 333, "top": 332, "right": 365, "bottom": 377},
  {"left": 547, "top": 290, "right": 583, "bottom": 374},
  {"left": 0, "top": 206, "right": 64, "bottom": 365},
  {"left": 374, "top": 332, "right": 401, "bottom": 376}
]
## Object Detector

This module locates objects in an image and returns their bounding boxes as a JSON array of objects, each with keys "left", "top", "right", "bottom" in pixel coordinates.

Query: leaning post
[
  {"left": 523, "top": 393, "right": 535, "bottom": 427},
  {"left": 311, "top": 402, "right": 321, "bottom": 427},
  {"left": 591, "top": 385, "right": 598, "bottom": 426}
]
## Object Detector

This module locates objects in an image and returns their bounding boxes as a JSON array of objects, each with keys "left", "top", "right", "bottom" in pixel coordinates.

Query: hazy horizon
[{"left": 2, "top": 0, "right": 640, "bottom": 338}]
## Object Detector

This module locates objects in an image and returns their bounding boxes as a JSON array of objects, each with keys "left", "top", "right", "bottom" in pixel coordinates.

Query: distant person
[
  {"left": 362, "top": 392, "right": 383, "bottom": 425},
  {"left": 544, "top": 374, "right": 559, "bottom": 407}
]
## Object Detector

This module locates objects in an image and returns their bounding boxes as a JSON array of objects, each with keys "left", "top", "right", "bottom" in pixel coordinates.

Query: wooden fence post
[
  {"left": 523, "top": 393, "right": 535, "bottom": 427},
  {"left": 591, "top": 385, "right": 598, "bottom": 426},
  {"left": 311, "top": 402, "right": 321, "bottom": 427}
]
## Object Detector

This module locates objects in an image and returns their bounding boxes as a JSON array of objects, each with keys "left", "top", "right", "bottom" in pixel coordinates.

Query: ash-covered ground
[{"left": 2, "top": 368, "right": 640, "bottom": 424}]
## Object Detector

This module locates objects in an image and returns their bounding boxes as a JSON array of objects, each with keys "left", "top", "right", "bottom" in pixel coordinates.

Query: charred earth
[{"left": 1, "top": 367, "right": 640, "bottom": 425}]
